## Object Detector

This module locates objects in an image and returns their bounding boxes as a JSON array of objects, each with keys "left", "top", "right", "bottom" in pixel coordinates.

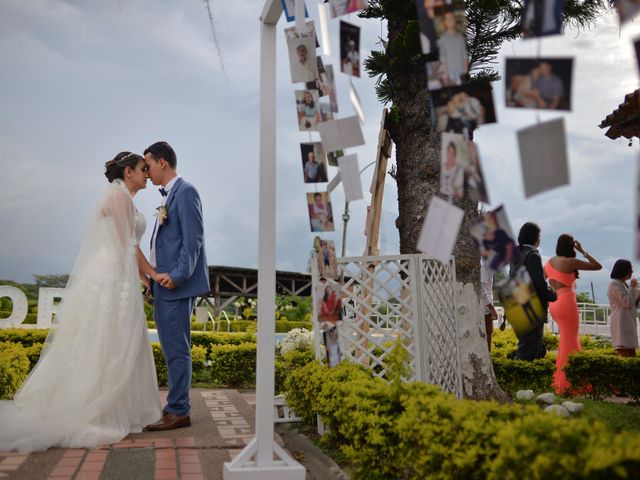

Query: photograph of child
[
  {"left": 521, "top": 0, "right": 564, "bottom": 38},
  {"left": 307, "top": 191, "right": 335, "bottom": 232},
  {"left": 287, "top": 35, "right": 318, "bottom": 83},
  {"left": 340, "top": 21, "right": 361, "bottom": 77},
  {"left": 470, "top": 206, "right": 518, "bottom": 272},
  {"left": 431, "top": 81, "right": 496, "bottom": 133},
  {"left": 433, "top": 4, "right": 468, "bottom": 86},
  {"left": 323, "top": 325, "right": 341, "bottom": 368},
  {"left": 317, "top": 280, "right": 343, "bottom": 325},
  {"left": 440, "top": 132, "right": 466, "bottom": 199},
  {"left": 614, "top": 0, "right": 640, "bottom": 24},
  {"left": 330, "top": 0, "right": 368, "bottom": 18},
  {"left": 301, "top": 143, "right": 329, "bottom": 183},
  {"left": 314, "top": 236, "right": 338, "bottom": 279},
  {"left": 497, "top": 266, "right": 545, "bottom": 338},
  {"left": 506, "top": 58, "right": 573, "bottom": 111},
  {"left": 465, "top": 140, "right": 490, "bottom": 204},
  {"left": 295, "top": 89, "right": 322, "bottom": 131}
]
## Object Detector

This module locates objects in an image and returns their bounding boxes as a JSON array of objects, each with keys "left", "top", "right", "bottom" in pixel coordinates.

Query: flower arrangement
[
  {"left": 155, "top": 205, "right": 168, "bottom": 225},
  {"left": 279, "top": 328, "right": 313, "bottom": 355}
]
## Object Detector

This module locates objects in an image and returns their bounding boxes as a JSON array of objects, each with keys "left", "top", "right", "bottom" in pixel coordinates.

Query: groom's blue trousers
[{"left": 153, "top": 291, "right": 193, "bottom": 416}]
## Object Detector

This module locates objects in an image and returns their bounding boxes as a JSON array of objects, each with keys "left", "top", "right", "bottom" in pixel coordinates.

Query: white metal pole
[{"left": 255, "top": 15, "right": 277, "bottom": 468}]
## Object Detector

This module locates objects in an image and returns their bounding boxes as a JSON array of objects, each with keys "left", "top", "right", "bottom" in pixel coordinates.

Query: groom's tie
[{"left": 159, "top": 188, "right": 168, "bottom": 197}]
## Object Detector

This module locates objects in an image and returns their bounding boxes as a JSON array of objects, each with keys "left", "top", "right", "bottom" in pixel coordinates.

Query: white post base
[{"left": 223, "top": 438, "right": 306, "bottom": 480}]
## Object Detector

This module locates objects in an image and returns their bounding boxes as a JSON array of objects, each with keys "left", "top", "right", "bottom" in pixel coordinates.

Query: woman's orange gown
[{"left": 544, "top": 261, "right": 580, "bottom": 394}]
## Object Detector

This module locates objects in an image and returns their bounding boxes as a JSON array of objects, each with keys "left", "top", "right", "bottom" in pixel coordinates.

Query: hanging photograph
[
  {"left": 281, "top": 0, "right": 309, "bottom": 22},
  {"left": 295, "top": 89, "right": 322, "bottom": 131},
  {"left": 497, "top": 266, "right": 546, "bottom": 338},
  {"left": 634, "top": 37, "right": 640, "bottom": 74},
  {"left": 415, "top": 0, "right": 439, "bottom": 56},
  {"left": 300, "top": 142, "right": 329, "bottom": 183},
  {"left": 433, "top": 2, "right": 468, "bottom": 86},
  {"left": 327, "top": 149, "right": 345, "bottom": 167},
  {"left": 465, "top": 140, "right": 490, "bottom": 204},
  {"left": 431, "top": 81, "right": 497, "bottom": 133},
  {"left": 470, "top": 206, "right": 518, "bottom": 272},
  {"left": 284, "top": 20, "right": 318, "bottom": 43},
  {"left": 317, "top": 116, "right": 365, "bottom": 152},
  {"left": 417, "top": 196, "right": 465, "bottom": 264},
  {"left": 614, "top": 0, "right": 640, "bottom": 23},
  {"left": 338, "top": 154, "right": 364, "bottom": 202},
  {"left": 319, "top": 102, "right": 334, "bottom": 122},
  {"left": 307, "top": 191, "right": 335, "bottom": 232},
  {"left": 521, "top": 0, "right": 565, "bottom": 38},
  {"left": 340, "top": 21, "right": 361, "bottom": 77},
  {"left": 329, "top": 0, "right": 368, "bottom": 18},
  {"left": 314, "top": 236, "right": 338, "bottom": 279},
  {"left": 440, "top": 132, "right": 467, "bottom": 199},
  {"left": 517, "top": 118, "right": 569, "bottom": 198},
  {"left": 317, "top": 280, "right": 343, "bottom": 325},
  {"left": 287, "top": 35, "right": 318, "bottom": 83},
  {"left": 505, "top": 57, "right": 573, "bottom": 111},
  {"left": 323, "top": 325, "right": 341, "bottom": 368}
]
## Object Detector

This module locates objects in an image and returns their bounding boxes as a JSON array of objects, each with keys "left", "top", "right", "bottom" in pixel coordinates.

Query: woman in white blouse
[{"left": 607, "top": 259, "right": 639, "bottom": 357}]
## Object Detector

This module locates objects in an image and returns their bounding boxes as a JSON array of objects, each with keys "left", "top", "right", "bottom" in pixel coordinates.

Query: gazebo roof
[{"left": 599, "top": 88, "right": 640, "bottom": 140}]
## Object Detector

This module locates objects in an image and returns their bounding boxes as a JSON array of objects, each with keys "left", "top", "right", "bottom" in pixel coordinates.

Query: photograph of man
[
  {"left": 295, "top": 89, "right": 322, "bottom": 131},
  {"left": 506, "top": 58, "right": 572, "bottom": 110},
  {"left": 307, "top": 192, "right": 335, "bottom": 232},
  {"left": 470, "top": 206, "right": 518, "bottom": 272},
  {"left": 300, "top": 143, "right": 329, "bottom": 183},
  {"left": 287, "top": 35, "right": 318, "bottom": 83},
  {"left": 440, "top": 132, "right": 466, "bottom": 199},
  {"left": 435, "top": 9, "right": 468, "bottom": 85},
  {"left": 432, "top": 81, "right": 496, "bottom": 133},
  {"left": 340, "top": 21, "right": 361, "bottom": 77},
  {"left": 521, "top": 0, "right": 564, "bottom": 38}
]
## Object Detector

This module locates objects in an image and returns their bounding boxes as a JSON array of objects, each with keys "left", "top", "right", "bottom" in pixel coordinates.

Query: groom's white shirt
[{"left": 150, "top": 175, "right": 181, "bottom": 268}]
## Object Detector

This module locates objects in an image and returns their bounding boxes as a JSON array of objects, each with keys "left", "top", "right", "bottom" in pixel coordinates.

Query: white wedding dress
[{"left": 0, "top": 179, "right": 162, "bottom": 452}]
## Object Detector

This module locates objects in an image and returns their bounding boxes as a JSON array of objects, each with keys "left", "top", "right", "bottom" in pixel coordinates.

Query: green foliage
[
  {"left": 191, "top": 331, "right": 256, "bottom": 355},
  {"left": 151, "top": 343, "right": 168, "bottom": 386},
  {"left": 492, "top": 356, "right": 555, "bottom": 394},
  {"left": 210, "top": 343, "right": 257, "bottom": 387},
  {"left": 0, "top": 342, "right": 30, "bottom": 399},
  {"left": 275, "top": 348, "right": 315, "bottom": 394},
  {"left": 285, "top": 359, "right": 640, "bottom": 479},
  {"left": 564, "top": 350, "right": 640, "bottom": 401},
  {"left": 24, "top": 343, "right": 43, "bottom": 369},
  {"left": 191, "top": 344, "right": 209, "bottom": 383},
  {"left": 33, "top": 274, "right": 69, "bottom": 288},
  {"left": 0, "top": 279, "right": 40, "bottom": 301},
  {"left": 0, "top": 329, "right": 49, "bottom": 347}
]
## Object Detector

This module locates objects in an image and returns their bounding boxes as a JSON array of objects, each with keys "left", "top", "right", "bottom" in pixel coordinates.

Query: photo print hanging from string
[
  {"left": 432, "top": 0, "right": 468, "bottom": 86},
  {"left": 281, "top": 0, "right": 309, "bottom": 22},
  {"left": 317, "top": 115, "right": 365, "bottom": 152},
  {"left": 430, "top": 81, "right": 497, "bottom": 133},
  {"left": 521, "top": 0, "right": 565, "bottom": 38},
  {"left": 340, "top": 21, "right": 361, "bottom": 77},
  {"left": 470, "top": 205, "right": 518, "bottom": 272},
  {"left": 417, "top": 196, "right": 465, "bottom": 264},
  {"left": 614, "top": 0, "right": 640, "bottom": 24},
  {"left": 440, "top": 132, "right": 467, "bottom": 199},
  {"left": 307, "top": 191, "right": 335, "bottom": 232},
  {"left": 323, "top": 324, "right": 341, "bottom": 368},
  {"left": 505, "top": 57, "right": 573, "bottom": 111},
  {"left": 295, "top": 89, "right": 322, "bottom": 131},
  {"left": 314, "top": 236, "right": 338, "bottom": 279},
  {"left": 415, "top": 0, "right": 439, "bottom": 57},
  {"left": 329, "top": 0, "right": 368, "bottom": 18},
  {"left": 316, "top": 278, "right": 343, "bottom": 327},
  {"left": 300, "top": 142, "right": 329, "bottom": 183},
  {"left": 287, "top": 35, "right": 318, "bottom": 84},
  {"left": 327, "top": 149, "right": 345, "bottom": 167},
  {"left": 465, "top": 140, "right": 490, "bottom": 204}
]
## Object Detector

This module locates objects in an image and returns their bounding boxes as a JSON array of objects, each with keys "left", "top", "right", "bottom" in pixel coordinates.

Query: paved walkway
[{"left": 1, "top": 389, "right": 334, "bottom": 480}]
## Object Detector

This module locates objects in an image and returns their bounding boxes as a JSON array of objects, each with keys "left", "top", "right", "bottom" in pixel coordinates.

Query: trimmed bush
[
  {"left": 275, "top": 348, "right": 315, "bottom": 394},
  {"left": 0, "top": 342, "right": 30, "bottom": 399},
  {"left": 564, "top": 350, "right": 640, "bottom": 401},
  {"left": 284, "top": 360, "right": 640, "bottom": 480},
  {"left": 492, "top": 356, "right": 555, "bottom": 394},
  {"left": 191, "top": 345, "right": 209, "bottom": 383},
  {"left": 151, "top": 343, "right": 168, "bottom": 386},
  {"left": 191, "top": 331, "right": 256, "bottom": 355},
  {"left": 0, "top": 329, "right": 48, "bottom": 347},
  {"left": 210, "top": 343, "right": 257, "bottom": 387}
]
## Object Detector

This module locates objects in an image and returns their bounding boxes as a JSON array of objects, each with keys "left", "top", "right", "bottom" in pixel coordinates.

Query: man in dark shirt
[{"left": 511, "top": 222, "right": 557, "bottom": 360}]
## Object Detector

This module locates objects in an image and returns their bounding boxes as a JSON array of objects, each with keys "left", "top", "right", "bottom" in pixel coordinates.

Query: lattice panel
[{"left": 312, "top": 254, "right": 461, "bottom": 398}]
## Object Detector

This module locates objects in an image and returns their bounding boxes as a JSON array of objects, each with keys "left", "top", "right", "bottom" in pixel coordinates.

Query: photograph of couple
[
  {"left": 431, "top": 81, "right": 497, "bottom": 133},
  {"left": 0, "top": 142, "right": 210, "bottom": 451},
  {"left": 506, "top": 58, "right": 573, "bottom": 111}
]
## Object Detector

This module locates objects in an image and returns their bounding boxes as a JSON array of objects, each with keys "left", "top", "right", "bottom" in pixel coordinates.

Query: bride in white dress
[{"left": 0, "top": 152, "right": 162, "bottom": 452}]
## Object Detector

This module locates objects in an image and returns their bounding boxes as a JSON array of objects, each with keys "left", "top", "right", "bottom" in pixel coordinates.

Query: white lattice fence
[{"left": 312, "top": 254, "right": 462, "bottom": 398}]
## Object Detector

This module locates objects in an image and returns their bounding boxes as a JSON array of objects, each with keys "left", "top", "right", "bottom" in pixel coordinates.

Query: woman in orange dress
[{"left": 544, "top": 234, "right": 602, "bottom": 394}]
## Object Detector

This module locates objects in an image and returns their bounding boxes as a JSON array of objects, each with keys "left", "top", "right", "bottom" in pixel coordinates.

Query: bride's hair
[{"left": 104, "top": 151, "right": 143, "bottom": 182}]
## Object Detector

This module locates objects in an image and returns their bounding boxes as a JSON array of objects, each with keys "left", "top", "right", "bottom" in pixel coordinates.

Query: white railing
[{"left": 547, "top": 302, "right": 612, "bottom": 338}]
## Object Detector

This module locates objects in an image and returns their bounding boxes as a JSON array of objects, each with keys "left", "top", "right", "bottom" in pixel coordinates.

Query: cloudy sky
[{"left": 0, "top": 0, "right": 638, "bottom": 303}]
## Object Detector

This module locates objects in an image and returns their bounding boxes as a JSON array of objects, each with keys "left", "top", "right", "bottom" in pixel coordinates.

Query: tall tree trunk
[{"left": 386, "top": 15, "right": 507, "bottom": 401}]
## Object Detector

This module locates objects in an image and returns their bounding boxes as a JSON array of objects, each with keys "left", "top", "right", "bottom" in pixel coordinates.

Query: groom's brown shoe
[{"left": 145, "top": 413, "right": 191, "bottom": 431}]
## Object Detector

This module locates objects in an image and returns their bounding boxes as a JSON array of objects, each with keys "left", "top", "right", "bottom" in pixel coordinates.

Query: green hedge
[
  {"left": 0, "top": 329, "right": 49, "bottom": 347},
  {"left": 210, "top": 343, "right": 257, "bottom": 387},
  {"left": 0, "top": 342, "right": 30, "bottom": 399},
  {"left": 492, "top": 356, "right": 555, "bottom": 394},
  {"left": 284, "top": 361, "right": 640, "bottom": 480},
  {"left": 564, "top": 350, "right": 640, "bottom": 401}
]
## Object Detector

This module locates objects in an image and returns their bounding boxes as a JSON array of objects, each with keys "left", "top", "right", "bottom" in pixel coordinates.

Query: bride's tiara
[{"left": 118, "top": 152, "right": 139, "bottom": 163}]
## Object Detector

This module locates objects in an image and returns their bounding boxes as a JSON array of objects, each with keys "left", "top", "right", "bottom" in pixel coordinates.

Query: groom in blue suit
[{"left": 143, "top": 141, "right": 210, "bottom": 431}]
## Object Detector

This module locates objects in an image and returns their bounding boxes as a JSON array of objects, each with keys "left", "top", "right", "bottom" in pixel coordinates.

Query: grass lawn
[{"left": 578, "top": 398, "right": 640, "bottom": 433}]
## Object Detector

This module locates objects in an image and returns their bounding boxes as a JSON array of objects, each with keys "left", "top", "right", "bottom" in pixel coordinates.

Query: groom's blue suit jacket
[{"left": 154, "top": 177, "right": 210, "bottom": 300}]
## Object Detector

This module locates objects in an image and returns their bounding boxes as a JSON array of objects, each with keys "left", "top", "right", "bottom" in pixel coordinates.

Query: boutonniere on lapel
[{"left": 155, "top": 205, "right": 169, "bottom": 226}]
